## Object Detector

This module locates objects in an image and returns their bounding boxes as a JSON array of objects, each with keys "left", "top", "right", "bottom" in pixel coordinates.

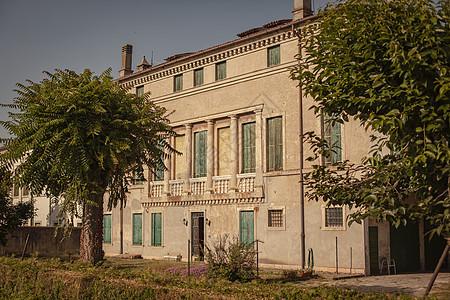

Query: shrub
[{"left": 204, "top": 234, "right": 256, "bottom": 282}]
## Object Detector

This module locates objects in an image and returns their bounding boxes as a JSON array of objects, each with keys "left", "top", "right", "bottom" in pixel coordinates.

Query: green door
[
  {"left": 132, "top": 213, "right": 142, "bottom": 245},
  {"left": 239, "top": 211, "right": 254, "bottom": 248},
  {"left": 368, "top": 226, "right": 379, "bottom": 275}
]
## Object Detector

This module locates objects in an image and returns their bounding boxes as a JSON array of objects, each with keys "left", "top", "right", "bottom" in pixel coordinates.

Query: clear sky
[{"left": 0, "top": 0, "right": 330, "bottom": 144}]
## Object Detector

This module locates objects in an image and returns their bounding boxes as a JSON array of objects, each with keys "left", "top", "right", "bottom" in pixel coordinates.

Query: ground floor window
[
  {"left": 324, "top": 207, "right": 344, "bottom": 228},
  {"left": 268, "top": 209, "right": 283, "bottom": 228},
  {"left": 151, "top": 213, "right": 162, "bottom": 246},
  {"left": 132, "top": 213, "right": 142, "bottom": 245},
  {"left": 103, "top": 214, "right": 111, "bottom": 244}
]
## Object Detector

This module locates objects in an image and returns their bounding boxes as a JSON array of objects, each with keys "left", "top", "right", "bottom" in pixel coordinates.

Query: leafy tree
[
  {"left": 0, "top": 168, "right": 34, "bottom": 245},
  {"left": 0, "top": 69, "right": 175, "bottom": 263},
  {"left": 291, "top": 0, "right": 449, "bottom": 235}
]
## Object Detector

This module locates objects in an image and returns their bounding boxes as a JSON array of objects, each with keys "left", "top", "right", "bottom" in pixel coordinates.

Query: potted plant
[{"left": 282, "top": 269, "right": 298, "bottom": 278}]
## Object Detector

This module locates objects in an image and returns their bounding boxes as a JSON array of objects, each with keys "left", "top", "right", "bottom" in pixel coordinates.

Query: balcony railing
[
  {"left": 150, "top": 181, "right": 164, "bottom": 197},
  {"left": 213, "top": 175, "right": 231, "bottom": 194},
  {"left": 190, "top": 177, "right": 206, "bottom": 195},
  {"left": 237, "top": 173, "right": 255, "bottom": 192},
  {"left": 169, "top": 179, "right": 184, "bottom": 196}
]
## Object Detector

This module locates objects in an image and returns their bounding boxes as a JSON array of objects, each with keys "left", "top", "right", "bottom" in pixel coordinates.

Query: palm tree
[{"left": 0, "top": 69, "right": 175, "bottom": 264}]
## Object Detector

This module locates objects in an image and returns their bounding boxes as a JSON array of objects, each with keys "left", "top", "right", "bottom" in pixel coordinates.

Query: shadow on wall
[{"left": 0, "top": 226, "right": 81, "bottom": 256}]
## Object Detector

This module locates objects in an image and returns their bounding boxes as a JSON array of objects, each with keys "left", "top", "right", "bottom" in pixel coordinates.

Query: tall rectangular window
[
  {"left": 174, "top": 74, "right": 183, "bottom": 92},
  {"left": 22, "top": 187, "right": 29, "bottom": 197},
  {"left": 136, "top": 85, "right": 144, "bottom": 97},
  {"left": 194, "top": 131, "right": 207, "bottom": 177},
  {"left": 103, "top": 214, "right": 111, "bottom": 244},
  {"left": 132, "top": 169, "right": 144, "bottom": 185},
  {"left": 242, "top": 122, "right": 256, "bottom": 173},
  {"left": 13, "top": 184, "right": 19, "bottom": 197},
  {"left": 194, "top": 68, "right": 204, "bottom": 86},
  {"left": 323, "top": 114, "right": 342, "bottom": 164},
  {"left": 174, "top": 135, "right": 185, "bottom": 179},
  {"left": 217, "top": 127, "right": 231, "bottom": 175},
  {"left": 267, "top": 45, "right": 280, "bottom": 67},
  {"left": 215, "top": 61, "right": 226, "bottom": 81},
  {"left": 151, "top": 213, "right": 162, "bottom": 246},
  {"left": 132, "top": 213, "right": 142, "bottom": 245},
  {"left": 266, "top": 116, "right": 283, "bottom": 171}
]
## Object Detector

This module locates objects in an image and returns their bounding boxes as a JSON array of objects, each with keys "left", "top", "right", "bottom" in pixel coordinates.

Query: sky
[{"left": 0, "top": 0, "right": 330, "bottom": 144}]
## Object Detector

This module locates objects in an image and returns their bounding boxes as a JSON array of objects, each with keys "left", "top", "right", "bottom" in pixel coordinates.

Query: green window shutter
[
  {"left": 154, "top": 166, "right": 164, "bottom": 181},
  {"left": 103, "top": 214, "right": 111, "bottom": 244},
  {"left": 267, "top": 117, "right": 283, "bottom": 171},
  {"left": 194, "top": 68, "right": 204, "bottom": 86},
  {"left": 151, "top": 213, "right": 162, "bottom": 246},
  {"left": 239, "top": 211, "right": 254, "bottom": 248},
  {"left": 136, "top": 86, "right": 144, "bottom": 97},
  {"left": 174, "top": 74, "right": 183, "bottom": 92},
  {"left": 194, "top": 130, "right": 207, "bottom": 177},
  {"left": 323, "top": 114, "right": 341, "bottom": 164},
  {"left": 267, "top": 45, "right": 280, "bottom": 67},
  {"left": 215, "top": 61, "right": 226, "bottom": 80},
  {"left": 242, "top": 122, "right": 256, "bottom": 173},
  {"left": 132, "top": 213, "right": 142, "bottom": 245}
]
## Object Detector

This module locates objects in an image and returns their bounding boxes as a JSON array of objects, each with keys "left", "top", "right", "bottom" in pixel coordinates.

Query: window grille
[
  {"left": 268, "top": 209, "right": 283, "bottom": 227},
  {"left": 325, "top": 207, "right": 343, "bottom": 227}
]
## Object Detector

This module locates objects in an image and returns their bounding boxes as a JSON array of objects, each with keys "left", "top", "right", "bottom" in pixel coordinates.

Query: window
[
  {"left": 132, "top": 213, "right": 142, "bottom": 245},
  {"left": 35, "top": 222, "right": 41, "bottom": 226},
  {"left": 151, "top": 213, "right": 162, "bottom": 246},
  {"left": 267, "top": 45, "right": 280, "bottom": 67},
  {"left": 217, "top": 127, "right": 231, "bottom": 175},
  {"left": 242, "top": 122, "right": 256, "bottom": 173},
  {"left": 132, "top": 169, "right": 145, "bottom": 185},
  {"left": 266, "top": 116, "right": 283, "bottom": 171},
  {"left": 268, "top": 209, "right": 283, "bottom": 227},
  {"left": 22, "top": 187, "right": 29, "bottom": 197},
  {"left": 194, "top": 130, "right": 207, "bottom": 177},
  {"left": 324, "top": 207, "right": 344, "bottom": 228},
  {"left": 13, "top": 184, "right": 19, "bottom": 197},
  {"left": 215, "top": 61, "right": 226, "bottom": 81},
  {"left": 174, "top": 74, "right": 183, "bottom": 92},
  {"left": 103, "top": 214, "right": 112, "bottom": 244},
  {"left": 136, "top": 85, "right": 144, "bottom": 97},
  {"left": 194, "top": 68, "right": 204, "bottom": 86},
  {"left": 323, "top": 114, "right": 342, "bottom": 164},
  {"left": 154, "top": 165, "right": 164, "bottom": 181}
]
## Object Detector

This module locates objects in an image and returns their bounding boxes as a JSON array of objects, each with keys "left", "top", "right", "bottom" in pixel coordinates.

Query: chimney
[
  {"left": 293, "top": 0, "right": 313, "bottom": 20},
  {"left": 119, "top": 44, "right": 133, "bottom": 77}
]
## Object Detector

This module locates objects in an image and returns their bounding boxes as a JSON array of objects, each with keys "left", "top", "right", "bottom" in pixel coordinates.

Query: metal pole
[
  {"left": 120, "top": 206, "right": 123, "bottom": 254},
  {"left": 350, "top": 247, "right": 352, "bottom": 274},
  {"left": 424, "top": 242, "right": 449, "bottom": 297},
  {"left": 188, "top": 239, "right": 191, "bottom": 277},
  {"left": 335, "top": 237, "right": 338, "bottom": 274},
  {"left": 256, "top": 239, "right": 259, "bottom": 277}
]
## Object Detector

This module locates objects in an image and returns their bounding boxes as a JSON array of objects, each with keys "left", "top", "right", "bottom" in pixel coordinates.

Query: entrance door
[
  {"left": 390, "top": 222, "right": 420, "bottom": 272},
  {"left": 369, "top": 226, "right": 379, "bottom": 275},
  {"left": 239, "top": 211, "right": 254, "bottom": 248},
  {"left": 191, "top": 212, "right": 205, "bottom": 257}
]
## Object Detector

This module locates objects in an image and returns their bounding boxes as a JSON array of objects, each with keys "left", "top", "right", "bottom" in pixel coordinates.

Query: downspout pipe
[{"left": 293, "top": 24, "right": 306, "bottom": 269}]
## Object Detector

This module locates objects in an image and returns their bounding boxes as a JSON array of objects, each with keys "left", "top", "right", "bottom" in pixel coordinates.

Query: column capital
[
  {"left": 254, "top": 108, "right": 263, "bottom": 115},
  {"left": 229, "top": 114, "right": 238, "bottom": 120},
  {"left": 206, "top": 119, "right": 215, "bottom": 125},
  {"left": 185, "top": 123, "right": 193, "bottom": 129}
]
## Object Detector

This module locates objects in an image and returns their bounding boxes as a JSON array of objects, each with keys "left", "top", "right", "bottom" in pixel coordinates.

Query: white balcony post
[
  {"left": 163, "top": 137, "right": 171, "bottom": 196},
  {"left": 229, "top": 115, "right": 238, "bottom": 193},
  {"left": 183, "top": 123, "right": 192, "bottom": 195},
  {"left": 206, "top": 120, "right": 215, "bottom": 194}
]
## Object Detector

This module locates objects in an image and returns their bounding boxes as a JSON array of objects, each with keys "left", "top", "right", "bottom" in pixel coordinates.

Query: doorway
[
  {"left": 239, "top": 210, "right": 254, "bottom": 248},
  {"left": 191, "top": 212, "right": 205, "bottom": 257},
  {"left": 390, "top": 222, "right": 420, "bottom": 272}
]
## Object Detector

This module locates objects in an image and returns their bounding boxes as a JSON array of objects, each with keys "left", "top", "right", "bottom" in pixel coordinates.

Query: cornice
[{"left": 142, "top": 196, "right": 265, "bottom": 208}]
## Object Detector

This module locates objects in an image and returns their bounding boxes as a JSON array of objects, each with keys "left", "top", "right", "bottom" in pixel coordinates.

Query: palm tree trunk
[{"left": 80, "top": 191, "right": 104, "bottom": 264}]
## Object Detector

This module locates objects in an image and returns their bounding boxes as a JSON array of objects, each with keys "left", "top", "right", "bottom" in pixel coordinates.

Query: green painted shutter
[
  {"left": 174, "top": 74, "right": 183, "bottom": 92},
  {"left": 194, "top": 130, "right": 207, "bottom": 177},
  {"left": 323, "top": 114, "right": 341, "bottom": 164},
  {"left": 136, "top": 86, "right": 144, "bottom": 97},
  {"left": 151, "top": 213, "right": 162, "bottom": 246},
  {"left": 267, "top": 117, "right": 283, "bottom": 171},
  {"left": 103, "top": 214, "right": 111, "bottom": 244},
  {"left": 242, "top": 122, "right": 256, "bottom": 173},
  {"left": 133, "top": 213, "right": 142, "bottom": 245},
  {"left": 239, "top": 211, "right": 254, "bottom": 248},
  {"left": 268, "top": 45, "right": 280, "bottom": 66},
  {"left": 194, "top": 68, "right": 203, "bottom": 86},
  {"left": 216, "top": 61, "right": 226, "bottom": 80}
]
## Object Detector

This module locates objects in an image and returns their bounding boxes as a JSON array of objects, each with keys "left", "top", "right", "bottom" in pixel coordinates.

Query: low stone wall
[{"left": 0, "top": 226, "right": 81, "bottom": 256}]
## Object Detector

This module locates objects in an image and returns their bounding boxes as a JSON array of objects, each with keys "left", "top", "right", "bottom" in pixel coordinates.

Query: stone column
[
  {"left": 163, "top": 138, "right": 171, "bottom": 196},
  {"left": 183, "top": 124, "right": 192, "bottom": 195},
  {"left": 254, "top": 108, "right": 264, "bottom": 196},
  {"left": 229, "top": 115, "right": 238, "bottom": 193},
  {"left": 206, "top": 120, "right": 215, "bottom": 194}
]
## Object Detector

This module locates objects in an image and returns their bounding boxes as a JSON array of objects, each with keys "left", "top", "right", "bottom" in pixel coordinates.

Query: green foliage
[
  {"left": 0, "top": 168, "right": 34, "bottom": 245},
  {"left": 205, "top": 234, "right": 257, "bottom": 282},
  {"left": 0, "top": 69, "right": 175, "bottom": 262},
  {"left": 291, "top": 0, "right": 450, "bottom": 235}
]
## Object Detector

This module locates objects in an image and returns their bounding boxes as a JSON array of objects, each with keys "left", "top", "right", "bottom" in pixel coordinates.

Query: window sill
[{"left": 321, "top": 226, "right": 346, "bottom": 231}]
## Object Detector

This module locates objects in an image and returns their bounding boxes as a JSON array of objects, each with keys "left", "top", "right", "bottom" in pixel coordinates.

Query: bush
[{"left": 204, "top": 234, "right": 256, "bottom": 282}]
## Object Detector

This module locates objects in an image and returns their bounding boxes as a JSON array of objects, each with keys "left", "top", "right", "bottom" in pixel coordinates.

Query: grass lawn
[{"left": 0, "top": 255, "right": 420, "bottom": 299}]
